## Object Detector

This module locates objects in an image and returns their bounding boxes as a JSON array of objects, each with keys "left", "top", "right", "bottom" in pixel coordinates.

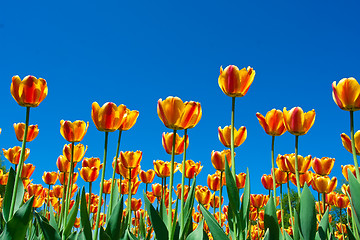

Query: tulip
[
  {"left": 42, "top": 171, "right": 58, "bottom": 185},
  {"left": 341, "top": 164, "right": 359, "bottom": 181},
  {"left": 21, "top": 163, "right": 35, "bottom": 179},
  {"left": 118, "top": 164, "right": 141, "bottom": 180},
  {"left": 312, "top": 175, "right": 337, "bottom": 194},
  {"left": 91, "top": 102, "right": 127, "bottom": 132},
  {"left": 195, "top": 186, "right": 211, "bottom": 205},
  {"left": 210, "top": 193, "right": 223, "bottom": 209},
  {"left": 82, "top": 157, "right": 103, "bottom": 169},
  {"left": 153, "top": 160, "right": 178, "bottom": 178},
  {"left": 162, "top": 132, "right": 189, "bottom": 155},
  {"left": 63, "top": 143, "right": 87, "bottom": 163},
  {"left": 0, "top": 172, "right": 8, "bottom": 185},
  {"left": 125, "top": 198, "right": 142, "bottom": 212},
  {"left": 60, "top": 120, "right": 89, "bottom": 142},
  {"left": 118, "top": 108, "right": 139, "bottom": 131},
  {"left": 211, "top": 150, "right": 232, "bottom": 172},
  {"left": 103, "top": 179, "right": 112, "bottom": 194},
  {"left": 256, "top": 109, "right": 287, "bottom": 136},
  {"left": 79, "top": 167, "right": 100, "bottom": 182},
  {"left": 235, "top": 172, "right": 247, "bottom": 189},
  {"left": 334, "top": 193, "right": 349, "bottom": 209},
  {"left": 2, "top": 146, "right": 30, "bottom": 165},
  {"left": 283, "top": 107, "right": 315, "bottom": 136},
  {"left": 52, "top": 185, "right": 63, "bottom": 199},
  {"left": 139, "top": 169, "right": 155, "bottom": 184},
  {"left": 341, "top": 132, "right": 360, "bottom": 155},
  {"left": 250, "top": 194, "right": 266, "bottom": 209},
  {"left": 332, "top": 77, "right": 360, "bottom": 111},
  {"left": 157, "top": 96, "right": 202, "bottom": 130},
  {"left": 119, "top": 151, "right": 142, "bottom": 170},
  {"left": 145, "top": 191, "right": 156, "bottom": 204},
  {"left": 289, "top": 171, "right": 313, "bottom": 188},
  {"left": 27, "top": 184, "right": 44, "bottom": 196},
  {"left": 152, "top": 183, "right": 163, "bottom": 198},
  {"left": 311, "top": 157, "right": 335, "bottom": 176},
  {"left": 178, "top": 160, "right": 202, "bottom": 179},
  {"left": 218, "top": 125, "right": 247, "bottom": 148},
  {"left": 285, "top": 153, "right": 312, "bottom": 174},
  {"left": 13, "top": 123, "right": 39, "bottom": 142},
  {"left": 261, "top": 174, "right": 279, "bottom": 191},
  {"left": 56, "top": 155, "right": 71, "bottom": 172},
  {"left": 207, "top": 173, "right": 221, "bottom": 192},
  {"left": 10, "top": 75, "right": 48, "bottom": 108},
  {"left": 276, "top": 154, "right": 291, "bottom": 173},
  {"left": 218, "top": 65, "right": 255, "bottom": 98},
  {"left": 173, "top": 184, "right": 189, "bottom": 201},
  {"left": 59, "top": 172, "right": 78, "bottom": 185},
  {"left": 273, "top": 168, "right": 287, "bottom": 184}
]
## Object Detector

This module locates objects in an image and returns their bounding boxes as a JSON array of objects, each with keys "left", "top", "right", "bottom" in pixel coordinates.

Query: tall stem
[
  {"left": 230, "top": 97, "right": 236, "bottom": 178},
  {"left": 127, "top": 169, "right": 132, "bottom": 227},
  {"left": 47, "top": 184, "right": 51, "bottom": 213},
  {"left": 59, "top": 173, "right": 67, "bottom": 228},
  {"left": 9, "top": 106, "right": 30, "bottom": 218},
  {"left": 219, "top": 171, "right": 223, "bottom": 226},
  {"left": 93, "top": 132, "right": 109, "bottom": 240},
  {"left": 180, "top": 129, "right": 187, "bottom": 234},
  {"left": 287, "top": 173, "right": 294, "bottom": 230},
  {"left": 271, "top": 136, "right": 277, "bottom": 201},
  {"left": 88, "top": 182, "right": 92, "bottom": 214},
  {"left": 350, "top": 111, "right": 360, "bottom": 181},
  {"left": 280, "top": 184, "right": 284, "bottom": 240},
  {"left": 64, "top": 142, "right": 75, "bottom": 226},
  {"left": 294, "top": 136, "right": 301, "bottom": 198},
  {"left": 109, "top": 130, "right": 122, "bottom": 216},
  {"left": 168, "top": 129, "right": 177, "bottom": 239}
]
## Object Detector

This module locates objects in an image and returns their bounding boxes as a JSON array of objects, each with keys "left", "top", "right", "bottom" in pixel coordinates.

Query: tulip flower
[
  {"left": 195, "top": 186, "right": 211, "bottom": 205},
  {"left": 59, "top": 172, "right": 78, "bottom": 185},
  {"left": 42, "top": 171, "right": 58, "bottom": 185},
  {"left": 82, "top": 157, "right": 103, "bottom": 169},
  {"left": 10, "top": 75, "right": 48, "bottom": 108},
  {"left": 210, "top": 193, "right": 223, "bottom": 209},
  {"left": 118, "top": 108, "right": 139, "bottom": 131},
  {"left": 139, "top": 169, "right": 155, "bottom": 184},
  {"left": 157, "top": 96, "right": 202, "bottom": 130},
  {"left": 125, "top": 198, "right": 142, "bottom": 212},
  {"left": 91, "top": 102, "right": 127, "bottom": 132},
  {"left": 235, "top": 172, "right": 247, "bottom": 189},
  {"left": 56, "top": 155, "right": 71, "bottom": 172},
  {"left": 27, "top": 184, "right": 44, "bottom": 196},
  {"left": 332, "top": 77, "right": 360, "bottom": 111},
  {"left": 211, "top": 150, "right": 232, "bottom": 172},
  {"left": 118, "top": 164, "right": 141, "bottom": 180},
  {"left": 218, "top": 125, "right": 247, "bottom": 148},
  {"left": 289, "top": 171, "right": 313, "bottom": 188},
  {"left": 13, "top": 123, "right": 39, "bottom": 142},
  {"left": 261, "top": 174, "right": 279, "bottom": 191},
  {"left": 311, "top": 157, "right": 335, "bottom": 176},
  {"left": 162, "top": 132, "right": 189, "bottom": 155},
  {"left": 178, "top": 160, "right": 203, "bottom": 179},
  {"left": 173, "top": 184, "right": 189, "bottom": 201},
  {"left": 334, "top": 193, "right": 349, "bottom": 209},
  {"left": 52, "top": 185, "right": 63, "bottom": 199},
  {"left": 341, "top": 132, "right": 360, "bottom": 155},
  {"left": 21, "top": 163, "right": 35, "bottom": 179},
  {"left": 0, "top": 173, "right": 9, "bottom": 185},
  {"left": 250, "top": 194, "right": 266, "bottom": 209},
  {"left": 341, "top": 164, "right": 359, "bottom": 181},
  {"left": 120, "top": 151, "right": 142, "bottom": 169},
  {"left": 312, "top": 175, "right": 337, "bottom": 194},
  {"left": 2, "top": 146, "right": 30, "bottom": 165},
  {"left": 152, "top": 183, "right": 163, "bottom": 198},
  {"left": 60, "top": 120, "right": 89, "bottom": 142},
  {"left": 207, "top": 173, "right": 221, "bottom": 192},
  {"left": 256, "top": 109, "right": 287, "bottom": 136},
  {"left": 283, "top": 107, "right": 315, "bottom": 136},
  {"left": 103, "top": 179, "right": 112, "bottom": 194},
  {"left": 63, "top": 143, "right": 87, "bottom": 163},
  {"left": 276, "top": 154, "right": 291, "bottom": 173},
  {"left": 153, "top": 160, "right": 178, "bottom": 178},
  {"left": 285, "top": 153, "right": 312, "bottom": 174},
  {"left": 79, "top": 167, "right": 100, "bottom": 182}
]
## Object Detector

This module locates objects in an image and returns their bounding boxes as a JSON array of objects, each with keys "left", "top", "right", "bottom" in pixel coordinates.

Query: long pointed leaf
[
  {"left": 3, "top": 168, "right": 24, "bottom": 222},
  {"left": 179, "top": 177, "right": 196, "bottom": 240},
  {"left": 186, "top": 218, "right": 204, "bottom": 240},
  {"left": 315, "top": 208, "right": 329, "bottom": 240},
  {"left": 63, "top": 190, "right": 80, "bottom": 239},
  {"left": 299, "top": 184, "right": 316, "bottom": 240},
  {"left": 264, "top": 193, "right": 280, "bottom": 240},
  {"left": 200, "top": 204, "right": 229, "bottom": 240},
  {"left": 79, "top": 188, "right": 92, "bottom": 240},
  {"left": 105, "top": 196, "right": 124, "bottom": 239},
  {"left": 35, "top": 212, "right": 61, "bottom": 240}
]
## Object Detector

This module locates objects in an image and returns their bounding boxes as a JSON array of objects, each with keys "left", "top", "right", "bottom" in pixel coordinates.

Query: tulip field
[{"left": 1, "top": 70, "right": 360, "bottom": 240}]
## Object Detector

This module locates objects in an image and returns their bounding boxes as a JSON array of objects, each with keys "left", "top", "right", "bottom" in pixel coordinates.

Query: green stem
[
  {"left": 219, "top": 171, "right": 223, "bottom": 227},
  {"left": 109, "top": 130, "right": 122, "bottom": 216},
  {"left": 294, "top": 136, "right": 301, "bottom": 198},
  {"left": 9, "top": 106, "right": 30, "bottom": 218},
  {"left": 287, "top": 173, "right": 294, "bottom": 230},
  {"left": 213, "top": 192, "right": 216, "bottom": 216},
  {"left": 280, "top": 184, "right": 284, "bottom": 240},
  {"left": 271, "top": 136, "right": 277, "bottom": 201},
  {"left": 127, "top": 168, "right": 132, "bottom": 227},
  {"left": 180, "top": 129, "right": 187, "bottom": 235},
  {"left": 88, "top": 182, "right": 92, "bottom": 214},
  {"left": 230, "top": 97, "right": 236, "bottom": 178},
  {"left": 58, "top": 173, "right": 67, "bottom": 228},
  {"left": 104, "top": 194, "right": 107, "bottom": 216},
  {"left": 168, "top": 129, "right": 177, "bottom": 239},
  {"left": 47, "top": 184, "right": 51, "bottom": 213},
  {"left": 64, "top": 142, "right": 75, "bottom": 227},
  {"left": 322, "top": 193, "right": 326, "bottom": 216},
  {"left": 93, "top": 132, "right": 109, "bottom": 240},
  {"left": 350, "top": 111, "right": 360, "bottom": 181}
]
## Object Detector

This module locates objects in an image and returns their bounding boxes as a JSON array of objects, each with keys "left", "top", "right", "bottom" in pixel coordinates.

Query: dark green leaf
[
  {"left": 315, "top": 208, "right": 329, "bottom": 240},
  {"left": 347, "top": 225, "right": 356, "bottom": 240},
  {"left": 200, "top": 204, "right": 228, "bottom": 240},
  {"left": 179, "top": 177, "right": 196, "bottom": 240},
  {"left": 225, "top": 160, "right": 239, "bottom": 211},
  {"left": 127, "top": 228, "right": 138, "bottom": 240},
  {"left": 264, "top": 193, "right": 280, "bottom": 240},
  {"left": 79, "top": 188, "right": 92, "bottom": 240},
  {"left": 186, "top": 218, "right": 203, "bottom": 240},
  {"left": 348, "top": 169, "right": 360, "bottom": 231},
  {"left": 63, "top": 190, "right": 80, "bottom": 239},
  {"left": 299, "top": 184, "right": 316, "bottom": 240},
  {"left": 67, "top": 231, "right": 79, "bottom": 240},
  {"left": 3, "top": 168, "right": 24, "bottom": 222},
  {"left": 239, "top": 169, "right": 250, "bottom": 238},
  {"left": 35, "top": 212, "right": 61, "bottom": 240},
  {"left": 99, "top": 227, "right": 111, "bottom": 240},
  {"left": 105, "top": 195, "right": 124, "bottom": 239},
  {"left": 293, "top": 209, "right": 300, "bottom": 240}
]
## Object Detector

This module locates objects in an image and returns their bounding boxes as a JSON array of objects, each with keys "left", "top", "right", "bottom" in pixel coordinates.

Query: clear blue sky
[{"left": 1, "top": 1, "right": 360, "bottom": 200}]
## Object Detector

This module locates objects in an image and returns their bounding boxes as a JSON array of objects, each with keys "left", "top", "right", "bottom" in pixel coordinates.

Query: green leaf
[
  {"left": 315, "top": 208, "right": 329, "bottom": 240},
  {"left": 143, "top": 191, "right": 168, "bottom": 240},
  {"left": 264, "top": 193, "right": 280, "bottom": 240},
  {"left": 347, "top": 225, "right": 356, "bottom": 240},
  {"left": 3, "top": 168, "right": 24, "bottom": 222},
  {"left": 348, "top": 169, "right": 360, "bottom": 231},
  {"left": 0, "top": 196, "right": 34, "bottom": 240},
  {"left": 200, "top": 204, "right": 229, "bottom": 240},
  {"left": 35, "top": 212, "right": 61, "bottom": 240},
  {"left": 293, "top": 209, "right": 300, "bottom": 240},
  {"left": 67, "top": 231, "right": 79, "bottom": 240},
  {"left": 299, "top": 184, "right": 316, "bottom": 240},
  {"left": 239, "top": 169, "right": 250, "bottom": 238},
  {"left": 139, "top": 212, "right": 146, "bottom": 239},
  {"left": 284, "top": 231, "right": 293, "bottom": 240},
  {"left": 127, "top": 228, "right": 138, "bottom": 240},
  {"left": 170, "top": 199, "right": 179, "bottom": 240},
  {"left": 186, "top": 218, "right": 204, "bottom": 240},
  {"left": 160, "top": 195, "right": 169, "bottom": 229},
  {"left": 49, "top": 205, "right": 59, "bottom": 233},
  {"left": 105, "top": 195, "right": 124, "bottom": 239},
  {"left": 106, "top": 180, "right": 119, "bottom": 224},
  {"left": 179, "top": 177, "right": 196, "bottom": 240},
  {"left": 99, "top": 227, "right": 111, "bottom": 240},
  {"left": 63, "top": 190, "right": 80, "bottom": 239},
  {"left": 263, "top": 229, "right": 270, "bottom": 240},
  {"left": 79, "top": 188, "right": 92, "bottom": 240},
  {"left": 225, "top": 160, "right": 240, "bottom": 211}
]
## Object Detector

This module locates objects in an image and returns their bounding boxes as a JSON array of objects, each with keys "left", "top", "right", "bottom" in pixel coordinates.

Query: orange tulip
[
  {"left": 22, "top": 179, "right": 32, "bottom": 188},
  {"left": 120, "top": 151, "right": 142, "bottom": 169},
  {"left": 79, "top": 167, "right": 100, "bottom": 182},
  {"left": 207, "top": 173, "right": 221, "bottom": 191},
  {"left": 42, "top": 171, "right": 58, "bottom": 185},
  {"left": 52, "top": 185, "right": 63, "bottom": 198},
  {"left": 333, "top": 193, "right": 349, "bottom": 209},
  {"left": 2, "top": 146, "right": 30, "bottom": 165},
  {"left": 341, "top": 132, "right": 360, "bottom": 155},
  {"left": 153, "top": 160, "right": 178, "bottom": 178},
  {"left": 139, "top": 169, "right": 155, "bottom": 184},
  {"left": 341, "top": 164, "right": 360, "bottom": 181},
  {"left": 289, "top": 171, "right": 313, "bottom": 188},
  {"left": 82, "top": 157, "right": 103, "bottom": 169},
  {"left": 311, "top": 157, "right": 335, "bottom": 176},
  {"left": 91, "top": 102, "right": 127, "bottom": 132},
  {"left": 162, "top": 132, "right": 189, "bottom": 155},
  {"left": 21, "top": 163, "right": 35, "bottom": 179},
  {"left": 195, "top": 186, "right": 211, "bottom": 205},
  {"left": 157, "top": 96, "right": 202, "bottom": 130},
  {"left": 261, "top": 174, "right": 279, "bottom": 190},
  {"left": 256, "top": 109, "right": 287, "bottom": 136},
  {"left": 56, "top": 155, "right": 71, "bottom": 172},
  {"left": 210, "top": 193, "right": 223, "bottom": 208},
  {"left": 250, "top": 194, "right": 265, "bottom": 209},
  {"left": 118, "top": 108, "right": 139, "bottom": 131},
  {"left": 235, "top": 172, "right": 247, "bottom": 189},
  {"left": 285, "top": 153, "right": 312, "bottom": 174},
  {"left": 59, "top": 172, "right": 78, "bottom": 185},
  {"left": 25, "top": 194, "right": 45, "bottom": 208},
  {"left": 125, "top": 198, "right": 142, "bottom": 212},
  {"left": 178, "top": 160, "right": 203, "bottom": 179},
  {"left": 10, "top": 75, "right": 48, "bottom": 107},
  {"left": 121, "top": 178, "right": 141, "bottom": 195},
  {"left": 273, "top": 168, "right": 288, "bottom": 184},
  {"left": 283, "top": 107, "right": 316, "bottom": 136},
  {"left": 332, "top": 77, "right": 360, "bottom": 111},
  {"left": 173, "top": 184, "right": 189, "bottom": 201},
  {"left": 13, "top": 123, "right": 39, "bottom": 142},
  {"left": 60, "top": 120, "right": 89, "bottom": 142},
  {"left": 74, "top": 218, "right": 80, "bottom": 228},
  {"left": 145, "top": 191, "right": 156, "bottom": 204},
  {"left": 0, "top": 172, "right": 8, "bottom": 185},
  {"left": 211, "top": 150, "right": 232, "bottom": 172},
  {"left": 218, "top": 125, "right": 247, "bottom": 148},
  {"left": 152, "top": 183, "right": 163, "bottom": 198},
  {"left": 311, "top": 175, "right": 337, "bottom": 194},
  {"left": 276, "top": 154, "right": 291, "bottom": 173},
  {"left": 63, "top": 143, "right": 87, "bottom": 163},
  {"left": 218, "top": 65, "right": 255, "bottom": 97},
  {"left": 118, "top": 164, "right": 140, "bottom": 180},
  {"left": 27, "top": 183, "right": 44, "bottom": 196},
  {"left": 103, "top": 179, "right": 112, "bottom": 194}
]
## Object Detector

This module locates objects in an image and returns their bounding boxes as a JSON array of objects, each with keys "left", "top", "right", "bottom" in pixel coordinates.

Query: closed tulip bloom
[
  {"left": 218, "top": 65, "right": 255, "bottom": 97},
  {"left": 52, "top": 185, "right": 63, "bottom": 198},
  {"left": 334, "top": 193, "right": 349, "bottom": 209},
  {"left": 211, "top": 150, "right": 232, "bottom": 172},
  {"left": 261, "top": 174, "right": 279, "bottom": 190},
  {"left": 103, "top": 179, "right": 112, "bottom": 194},
  {"left": 60, "top": 120, "right": 89, "bottom": 142},
  {"left": 11, "top": 75, "right": 48, "bottom": 107},
  {"left": 91, "top": 102, "right": 127, "bottom": 132},
  {"left": 162, "top": 132, "right": 189, "bottom": 155},
  {"left": 290, "top": 171, "right": 313, "bottom": 188},
  {"left": 14, "top": 123, "right": 39, "bottom": 142},
  {"left": 341, "top": 164, "right": 359, "bottom": 181},
  {"left": 139, "top": 169, "right": 155, "bottom": 184},
  {"left": 157, "top": 96, "right": 202, "bottom": 130},
  {"left": 21, "top": 163, "right": 35, "bottom": 179},
  {"left": 285, "top": 153, "right": 312, "bottom": 174},
  {"left": 235, "top": 172, "right": 247, "bottom": 189},
  {"left": 273, "top": 168, "right": 288, "bottom": 184},
  {"left": 250, "top": 194, "right": 265, "bottom": 209},
  {"left": 341, "top": 132, "right": 360, "bottom": 155},
  {"left": 2, "top": 146, "right": 30, "bottom": 165},
  {"left": 0, "top": 173, "right": 10, "bottom": 185},
  {"left": 125, "top": 198, "right": 142, "bottom": 212},
  {"left": 118, "top": 108, "right": 139, "bottom": 131},
  {"left": 122, "top": 178, "right": 141, "bottom": 195},
  {"left": 120, "top": 151, "right": 142, "bottom": 169},
  {"left": 146, "top": 191, "right": 156, "bottom": 204},
  {"left": 152, "top": 183, "right": 163, "bottom": 198},
  {"left": 210, "top": 193, "right": 223, "bottom": 209},
  {"left": 207, "top": 173, "right": 221, "bottom": 191},
  {"left": 326, "top": 191, "right": 337, "bottom": 206},
  {"left": 119, "top": 164, "right": 141, "bottom": 180},
  {"left": 174, "top": 184, "right": 189, "bottom": 200},
  {"left": 79, "top": 167, "right": 100, "bottom": 182},
  {"left": 153, "top": 160, "right": 178, "bottom": 178},
  {"left": 63, "top": 143, "right": 87, "bottom": 163},
  {"left": 82, "top": 157, "right": 103, "bottom": 169},
  {"left": 27, "top": 183, "right": 44, "bottom": 196},
  {"left": 218, "top": 125, "right": 247, "bottom": 148},
  {"left": 312, "top": 175, "right": 337, "bottom": 194},
  {"left": 276, "top": 154, "right": 291, "bottom": 173},
  {"left": 283, "top": 107, "right": 316, "bottom": 136},
  {"left": 42, "top": 171, "right": 58, "bottom": 185},
  {"left": 256, "top": 109, "right": 287, "bottom": 136},
  {"left": 178, "top": 160, "right": 203, "bottom": 179},
  {"left": 332, "top": 77, "right": 360, "bottom": 111},
  {"left": 311, "top": 157, "right": 335, "bottom": 176},
  {"left": 195, "top": 186, "right": 211, "bottom": 205},
  {"left": 59, "top": 172, "right": 78, "bottom": 185},
  {"left": 56, "top": 155, "right": 71, "bottom": 172}
]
